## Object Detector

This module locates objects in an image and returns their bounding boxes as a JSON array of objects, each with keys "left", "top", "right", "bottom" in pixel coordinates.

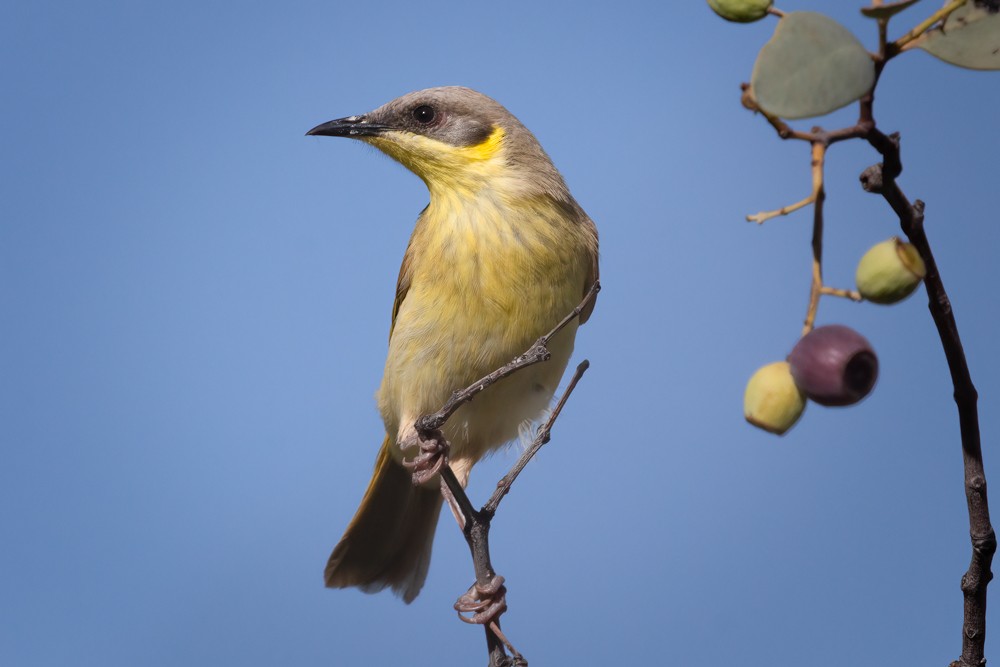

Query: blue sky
[{"left": 3, "top": 1, "right": 999, "bottom": 665}]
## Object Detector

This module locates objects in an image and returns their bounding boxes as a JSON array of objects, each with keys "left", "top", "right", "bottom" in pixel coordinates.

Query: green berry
[
  {"left": 744, "top": 361, "right": 806, "bottom": 435},
  {"left": 856, "top": 237, "right": 926, "bottom": 304},
  {"left": 707, "top": 0, "right": 773, "bottom": 23}
]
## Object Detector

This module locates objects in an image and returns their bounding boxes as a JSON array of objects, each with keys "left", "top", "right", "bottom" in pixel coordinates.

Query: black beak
[{"left": 305, "top": 115, "right": 389, "bottom": 138}]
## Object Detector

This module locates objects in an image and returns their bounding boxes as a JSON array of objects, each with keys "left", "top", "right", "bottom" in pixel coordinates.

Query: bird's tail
[{"left": 325, "top": 435, "right": 443, "bottom": 603}]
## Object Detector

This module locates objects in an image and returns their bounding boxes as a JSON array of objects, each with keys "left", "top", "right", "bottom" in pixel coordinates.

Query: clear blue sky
[{"left": 3, "top": 1, "right": 999, "bottom": 665}]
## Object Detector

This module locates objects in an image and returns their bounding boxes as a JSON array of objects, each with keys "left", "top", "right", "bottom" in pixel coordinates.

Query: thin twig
[
  {"left": 802, "top": 141, "right": 827, "bottom": 336},
  {"left": 877, "top": 16, "right": 889, "bottom": 62},
  {"left": 892, "top": 0, "right": 968, "bottom": 53},
  {"left": 862, "top": 129, "right": 995, "bottom": 667},
  {"left": 414, "top": 285, "right": 600, "bottom": 667},
  {"left": 483, "top": 360, "right": 590, "bottom": 516},
  {"left": 739, "top": 84, "right": 869, "bottom": 147},
  {"left": 746, "top": 193, "right": 815, "bottom": 224},
  {"left": 417, "top": 281, "right": 600, "bottom": 434},
  {"left": 489, "top": 621, "right": 526, "bottom": 665},
  {"left": 819, "top": 286, "right": 863, "bottom": 301},
  {"left": 740, "top": 84, "right": 815, "bottom": 142},
  {"left": 484, "top": 626, "right": 510, "bottom": 667}
]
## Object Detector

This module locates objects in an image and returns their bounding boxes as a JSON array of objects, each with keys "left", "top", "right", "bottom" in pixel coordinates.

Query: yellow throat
[{"left": 366, "top": 125, "right": 508, "bottom": 199}]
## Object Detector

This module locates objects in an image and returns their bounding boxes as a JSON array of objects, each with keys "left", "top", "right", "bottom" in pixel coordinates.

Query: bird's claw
[
  {"left": 400, "top": 430, "right": 448, "bottom": 485},
  {"left": 454, "top": 575, "right": 507, "bottom": 625}
]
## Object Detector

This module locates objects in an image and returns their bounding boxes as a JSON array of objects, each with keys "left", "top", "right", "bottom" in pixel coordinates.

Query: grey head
[{"left": 306, "top": 86, "right": 569, "bottom": 197}]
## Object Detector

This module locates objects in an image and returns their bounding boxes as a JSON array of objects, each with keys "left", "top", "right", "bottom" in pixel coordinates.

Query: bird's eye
[{"left": 412, "top": 105, "right": 436, "bottom": 124}]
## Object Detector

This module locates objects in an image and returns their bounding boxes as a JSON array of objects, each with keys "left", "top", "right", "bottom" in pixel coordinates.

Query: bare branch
[
  {"left": 819, "top": 286, "right": 863, "bottom": 301},
  {"left": 412, "top": 284, "right": 599, "bottom": 666},
  {"left": 484, "top": 360, "right": 590, "bottom": 516},
  {"left": 742, "top": 29, "right": 993, "bottom": 660},
  {"left": 746, "top": 192, "right": 816, "bottom": 225},
  {"left": 862, "top": 130, "right": 995, "bottom": 667},
  {"left": 739, "top": 84, "right": 870, "bottom": 147},
  {"left": 802, "top": 141, "right": 827, "bottom": 336}
]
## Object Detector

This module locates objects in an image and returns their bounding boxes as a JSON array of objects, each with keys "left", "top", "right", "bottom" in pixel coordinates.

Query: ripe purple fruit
[{"left": 788, "top": 325, "right": 878, "bottom": 406}]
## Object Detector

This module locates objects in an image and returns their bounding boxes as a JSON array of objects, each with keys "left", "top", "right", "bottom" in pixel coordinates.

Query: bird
[{"left": 307, "top": 86, "right": 599, "bottom": 603}]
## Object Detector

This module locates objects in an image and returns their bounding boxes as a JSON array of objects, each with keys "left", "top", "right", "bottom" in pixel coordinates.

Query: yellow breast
[{"left": 377, "top": 191, "right": 593, "bottom": 464}]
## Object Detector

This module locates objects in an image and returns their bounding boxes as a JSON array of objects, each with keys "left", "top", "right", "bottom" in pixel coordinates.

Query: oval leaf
[
  {"left": 861, "top": 0, "right": 922, "bottom": 20},
  {"left": 751, "top": 12, "right": 876, "bottom": 119},
  {"left": 915, "top": 2, "right": 1000, "bottom": 70}
]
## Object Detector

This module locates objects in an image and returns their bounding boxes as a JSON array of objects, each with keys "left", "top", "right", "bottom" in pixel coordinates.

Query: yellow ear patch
[{"left": 456, "top": 125, "right": 505, "bottom": 162}]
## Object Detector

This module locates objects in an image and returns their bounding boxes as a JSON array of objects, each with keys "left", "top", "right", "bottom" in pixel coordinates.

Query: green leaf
[
  {"left": 915, "top": 2, "right": 1000, "bottom": 70},
  {"left": 750, "top": 12, "right": 876, "bottom": 119},
  {"left": 861, "top": 0, "right": 922, "bottom": 20}
]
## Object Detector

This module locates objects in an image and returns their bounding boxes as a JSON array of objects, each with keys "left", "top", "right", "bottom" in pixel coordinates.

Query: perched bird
[{"left": 307, "top": 86, "right": 599, "bottom": 603}]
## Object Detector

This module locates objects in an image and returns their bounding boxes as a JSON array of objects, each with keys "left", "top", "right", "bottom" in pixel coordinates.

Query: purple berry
[{"left": 788, "top": 325, "right": 878, "bottom": 406}]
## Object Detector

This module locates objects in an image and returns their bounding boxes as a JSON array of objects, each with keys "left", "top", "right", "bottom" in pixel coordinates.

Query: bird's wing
[
  {"left": 579, "top": 217, "right": 600, "bottom": 325},
  {"left": 389, "top": 206, "right": 429, "bottom": 340},
  {"left": 389, "top": 248, "right": 413, "bottom": 340}
]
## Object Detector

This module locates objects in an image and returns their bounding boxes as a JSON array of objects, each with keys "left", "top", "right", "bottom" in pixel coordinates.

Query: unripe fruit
[
  {"left": 744, "top": 361, "right": 806, "bottom": 435},
  {"left": 707, "top": 0, "right": 773, "bottom": 23},
  {"left": 788, "top": 325, "right": 878, "bottom": 406},
  {"left": 856, "top": 237, "right": 926, "bottom": 304}
]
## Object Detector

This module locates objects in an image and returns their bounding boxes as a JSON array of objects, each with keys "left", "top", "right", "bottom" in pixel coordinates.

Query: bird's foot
[
  {"left": 400, "top": 429, "right": 449, "bottom": 486},
  {"left": 455, "top": 575, "right": 507, "bottom": 625}
]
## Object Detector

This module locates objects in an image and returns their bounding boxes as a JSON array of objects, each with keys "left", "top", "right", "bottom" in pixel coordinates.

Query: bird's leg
[
  {"left": 439, "top": 457, "right": 474, "bottom": 530},
  {"left": 403, "top": 425, "right": 512, "bottom": 637},
  {"left": 440, "top": 479, "right": 467, "bottom": 530},
  {"left": 399, "top": 427, "right": 449, "bottom": 486}
]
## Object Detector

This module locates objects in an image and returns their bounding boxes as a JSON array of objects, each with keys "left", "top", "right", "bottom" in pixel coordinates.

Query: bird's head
[{"left": 307, "top": 86, "right": 565, "bottom": 198}]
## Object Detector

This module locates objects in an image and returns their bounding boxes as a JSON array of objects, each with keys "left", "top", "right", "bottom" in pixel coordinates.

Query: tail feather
[{"left": 325, "top": 436, "right": 443, "bottom": 603}]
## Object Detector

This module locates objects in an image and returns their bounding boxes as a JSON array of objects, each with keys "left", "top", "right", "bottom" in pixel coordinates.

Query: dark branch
[
  {"left": 744, "top": 63, "right": 995, "bottom": 665},
  {"left": 739, "top": 83, "right": 870, "bottom": 146},
  {"left": 861, "top": 130, "right": 995, "bottom": 667},
  {"left": 415, "top": 284, "right": 599, "bottom": 666},
  {"left": 741, "top": 12, "right": 994, "bottom": 662},
  {"left": 484, "top": 360, "right": 590, "bottom": 516},
  {"left": 435, "top": 361, "right": 590, "bottom": 664}
]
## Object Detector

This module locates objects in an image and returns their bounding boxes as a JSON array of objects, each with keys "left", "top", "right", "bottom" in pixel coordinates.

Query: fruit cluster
[{"left": 744, "top": 238, "right": 926, "bottom": 434}]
